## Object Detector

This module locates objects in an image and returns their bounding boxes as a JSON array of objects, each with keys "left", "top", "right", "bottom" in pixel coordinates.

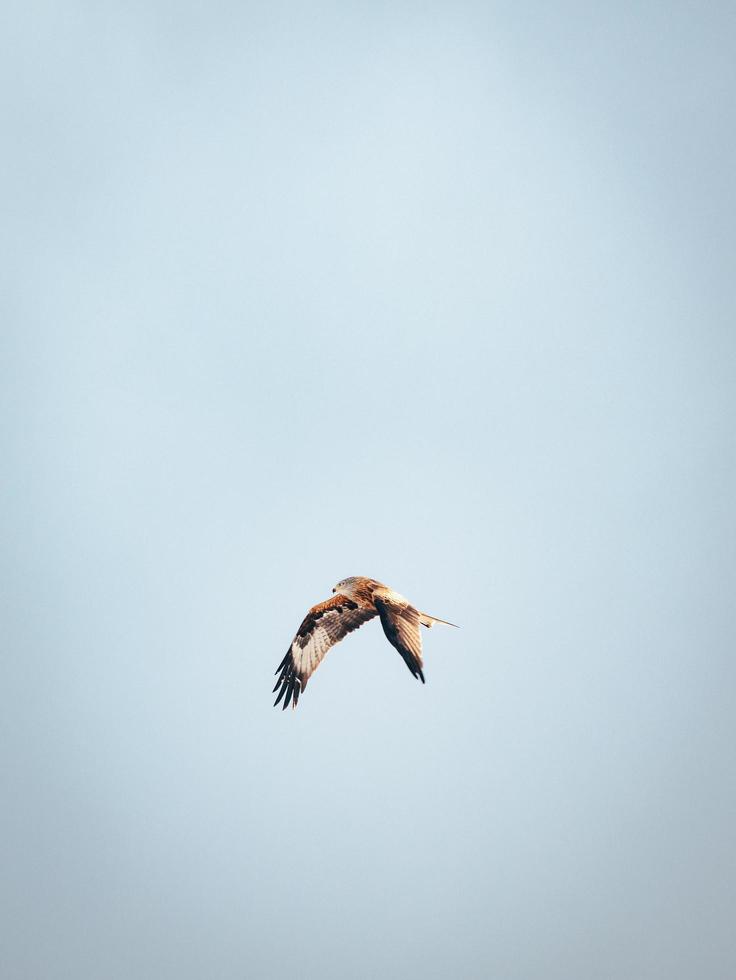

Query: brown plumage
[{"left": 273, "top": 576, "right": 457, "bottom": 710}]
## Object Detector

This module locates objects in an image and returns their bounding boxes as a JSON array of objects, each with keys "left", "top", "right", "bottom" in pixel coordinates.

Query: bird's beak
[{"left": 332, "top": 588, "right": 336, "bottom": 593}]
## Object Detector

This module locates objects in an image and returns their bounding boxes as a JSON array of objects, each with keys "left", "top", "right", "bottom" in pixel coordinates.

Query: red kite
[{"left": 274, "top": 577, "right": 457, "bottom": 710}]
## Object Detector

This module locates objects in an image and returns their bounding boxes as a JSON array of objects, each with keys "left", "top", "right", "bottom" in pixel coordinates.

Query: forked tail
[{"left": 418, "top": 611, "right": 459, "bottom": 629}]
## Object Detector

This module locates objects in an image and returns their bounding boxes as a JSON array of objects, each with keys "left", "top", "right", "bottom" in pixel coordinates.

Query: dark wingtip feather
[
  {"left": 274, "top": 651, "right": 306, "bottom": 711},
  {"left": 283, "top": 671, "right": 299, "bottom": 710}
]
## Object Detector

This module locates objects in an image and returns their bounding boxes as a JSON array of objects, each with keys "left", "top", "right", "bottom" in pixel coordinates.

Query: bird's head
[{"left": 332, "top": 576, "right": 361, "bottom": 599}]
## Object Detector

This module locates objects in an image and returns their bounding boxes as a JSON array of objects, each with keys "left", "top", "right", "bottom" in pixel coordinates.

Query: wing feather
[
  {"left": 373, "top": 595, "right": 425, "bottom": 683},
  {"left": 273, "top": 595, "right": 377, "bottom": 710}
]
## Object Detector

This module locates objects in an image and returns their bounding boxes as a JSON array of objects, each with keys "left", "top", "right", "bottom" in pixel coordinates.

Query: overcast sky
[{"left": 3, "top": 2, "right": 735, "bottom": 978}]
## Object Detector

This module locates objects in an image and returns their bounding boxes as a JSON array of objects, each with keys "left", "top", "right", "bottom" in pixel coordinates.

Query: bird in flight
[{"left": 273, "top": 576, "right": 458, "bottom": 710}]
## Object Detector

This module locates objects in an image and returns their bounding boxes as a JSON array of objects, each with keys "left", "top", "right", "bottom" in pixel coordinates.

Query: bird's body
[{"left": 273, "top": 576, "right": 457, "bottom": 710}]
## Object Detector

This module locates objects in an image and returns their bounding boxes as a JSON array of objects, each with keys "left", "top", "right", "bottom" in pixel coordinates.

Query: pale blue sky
[{"left": 3, "top": 3, "right": 735, "bottom": 978}]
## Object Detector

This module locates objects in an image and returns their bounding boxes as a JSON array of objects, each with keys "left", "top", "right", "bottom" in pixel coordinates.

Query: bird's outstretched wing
[
  {"left": 273, "top": 595, "right": 377, "bottom": 709},
  {"left": 373, "top": 595, "right": 425, "bottom": 683}
]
